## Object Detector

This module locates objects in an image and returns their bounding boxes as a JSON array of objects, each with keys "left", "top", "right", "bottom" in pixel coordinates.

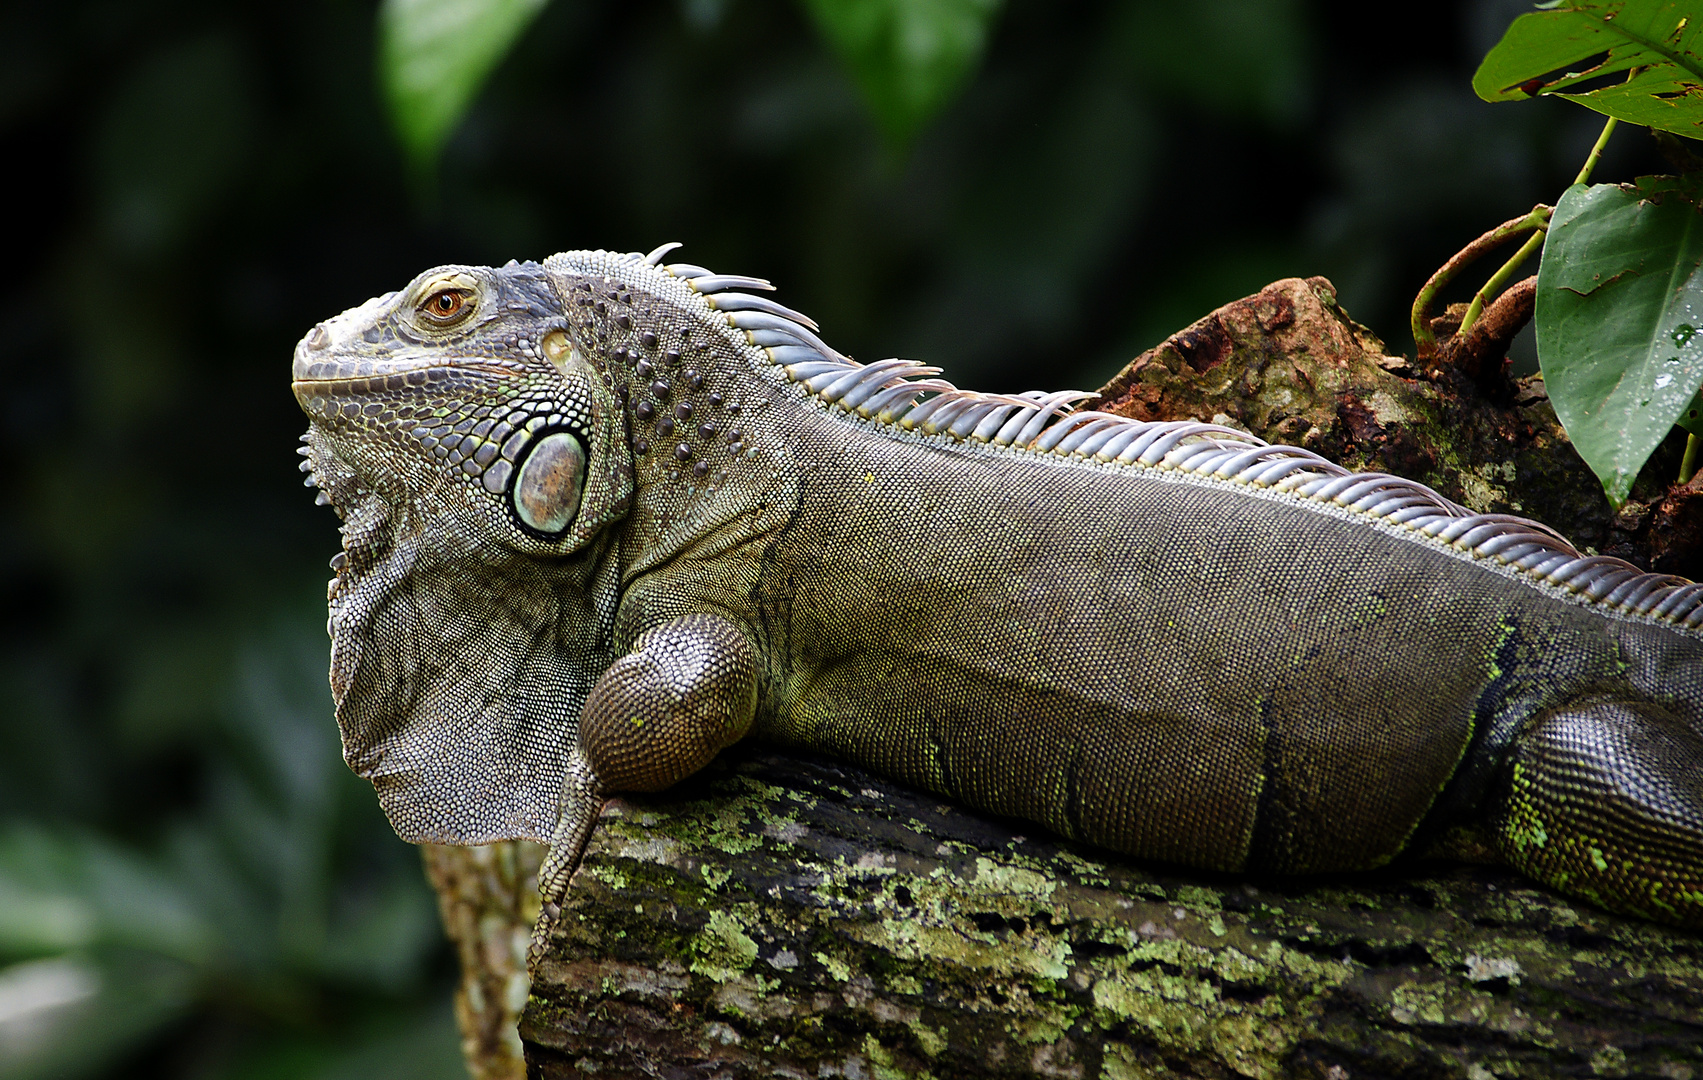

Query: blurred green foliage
[
  {"left": 0, "top": 0, "right": 1665, "bottom": 1076},
  {"left": 795, "top": 0, "right": 1004, "bottom": 146},
  {"left": 383, "top": 0, "right": 1007, "bottom": 156},
  {"left": 1, "top": 624, "right": 460, "bottom": 1079},
  {"left": 380, "top": 0, "right": 553, "bottom": 174}
]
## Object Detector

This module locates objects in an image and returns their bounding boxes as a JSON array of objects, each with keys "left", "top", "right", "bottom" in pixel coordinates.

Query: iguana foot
[
  {"left": 530, "top": 750, "right": 605, "bottom": 964},
  {"left": 1494, "top": 698, "right": 1703, "bottom": 929}
]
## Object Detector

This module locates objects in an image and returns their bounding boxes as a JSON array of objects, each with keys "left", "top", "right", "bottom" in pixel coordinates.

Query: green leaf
[
  {"left": 1473, "top": 0, "right": 1703, "bottom": 140},
  {"left": 1536, "top": 176, "right": 1703, "bottom": 505},
  {"left": 801, "top": 0, "right": 1005, "bottom": 147},
  {"left": 378, "top": 0, "right": 551, "bottom": 172},
  {"left": 1678, "top": 383, "right": 1703, "bottom": 433}
]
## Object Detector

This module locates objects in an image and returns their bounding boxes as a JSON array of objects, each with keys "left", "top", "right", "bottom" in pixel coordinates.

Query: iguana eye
[
  {"left": 419, "top": 288, "right": 470, "bottom": 323},
  {"left": 510, "top": 432, "right": 587, "bottom": 536}
]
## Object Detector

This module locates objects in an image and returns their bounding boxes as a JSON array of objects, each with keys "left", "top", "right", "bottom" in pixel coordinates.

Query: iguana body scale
[{"left": 292, "top": 247, "right": 1703, "bottom": 929}]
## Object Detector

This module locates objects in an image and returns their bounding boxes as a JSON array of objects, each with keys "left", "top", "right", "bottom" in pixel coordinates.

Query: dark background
[{"left": 0, "top": 1, "right": 1661, "bottom": 1076}]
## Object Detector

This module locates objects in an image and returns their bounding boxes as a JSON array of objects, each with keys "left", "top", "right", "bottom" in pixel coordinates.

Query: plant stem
[
  {"left": 1573, "top": 115, "right": 1618, "bottom": 186},
  {"left": 1682, "top": 433, "right": 1701, "bottom": 486},
  {"left": 1411, "top": 113, "right": 1619, "bottom": 354},
  {"left": 1410, "top": 206, "right": 1550, "bottom": 353},
  {"left": 1459, "top": 227, "right": 1546, "bottom": 337}
]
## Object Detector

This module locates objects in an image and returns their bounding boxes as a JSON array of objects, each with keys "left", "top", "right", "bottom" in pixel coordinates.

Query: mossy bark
[
  {"left": 523, "top": 752, "right": 1703, "bottom": 1079},
  {"left": 425, "top": 278, "right": 1703, "bottom": 1078}
]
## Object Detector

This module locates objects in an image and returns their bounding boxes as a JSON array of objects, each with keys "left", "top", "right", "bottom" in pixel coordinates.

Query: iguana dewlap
[{"left": 292, "top": 246, "right": 1703, "bottom": 929}]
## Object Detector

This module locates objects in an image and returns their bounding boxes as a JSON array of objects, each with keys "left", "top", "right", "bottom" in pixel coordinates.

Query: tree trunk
[
  {"left": 422, "top": 841, "right": 546, "bottom": 1080},
  {"left": 429, "top": 278, "right": 1703, "bottom": 1079}
]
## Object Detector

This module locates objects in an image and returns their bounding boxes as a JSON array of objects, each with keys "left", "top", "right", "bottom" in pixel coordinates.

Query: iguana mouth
[
  {"left": 291, "top": 357, "right": 527, "bottom": 391},
  {"left": 292, "top": 357, "right": 438, "bottom": 383}
]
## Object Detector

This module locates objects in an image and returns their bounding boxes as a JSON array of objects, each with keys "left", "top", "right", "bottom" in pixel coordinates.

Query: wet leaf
[
  {"left": 1536, "top": 176, "right": 1703, "bottom": 504},
  {"left": 378, "top": 0, "right": 551, "bottom": 171},
  {"left": 1678, "top": 384, "right": 1703, "bottom": 434},
  {"left": 1473, "top": 0, "right": 1703, "bottom": 140},
  {"left": 800, "top": 0, "right": 1004, "bottom": 147}
]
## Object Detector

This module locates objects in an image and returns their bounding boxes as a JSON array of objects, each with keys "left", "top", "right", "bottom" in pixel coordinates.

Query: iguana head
[
  {"left": 292, "top": 258, "right": 632, "bottom": 844},
  {"left": 294, "top": 260, "right": 636, "bottom": 554},
  {"left": 292, "top": 242, "right": 988, "bottom": 843}
]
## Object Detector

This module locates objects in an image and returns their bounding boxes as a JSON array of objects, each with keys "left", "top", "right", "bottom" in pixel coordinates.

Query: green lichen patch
[
  {"left": 972, "top": 856, "right": 1058, "bottom": 901},
  {"left": 690, "top": 909, "right": 760, "bottom": 982},
  {"left": 524, "top": 751, "right": 1703, "bottom": 1080}
]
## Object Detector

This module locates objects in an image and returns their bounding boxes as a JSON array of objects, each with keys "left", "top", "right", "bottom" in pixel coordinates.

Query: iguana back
[
  {"left": 292, "top": 246, "right": 1703, "bottom": 928},
  {"left": 751, "top": 419, "right": 1695, "bottom": 877}
]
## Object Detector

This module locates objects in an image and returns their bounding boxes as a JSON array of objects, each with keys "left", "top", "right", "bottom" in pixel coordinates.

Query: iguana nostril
[
  {"left": 307, "top": 324, "right": 331, "bottom": 350},
  {"left": 511, "top": 432, "right": 587, "bottom": 535}
]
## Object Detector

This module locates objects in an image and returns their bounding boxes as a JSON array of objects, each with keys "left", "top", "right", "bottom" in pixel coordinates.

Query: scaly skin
[{"left": 291, "top": 247, "right": 1703, "bottom": 930}]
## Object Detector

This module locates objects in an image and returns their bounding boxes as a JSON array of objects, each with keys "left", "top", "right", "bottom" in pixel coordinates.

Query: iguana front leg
[{"left": 536, "top": 613, "right": 759, "bottom": 916}]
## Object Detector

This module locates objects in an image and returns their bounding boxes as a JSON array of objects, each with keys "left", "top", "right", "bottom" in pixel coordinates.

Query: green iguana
[{"left": 292, "top": 245, "right": 1703, "bottom": 930}]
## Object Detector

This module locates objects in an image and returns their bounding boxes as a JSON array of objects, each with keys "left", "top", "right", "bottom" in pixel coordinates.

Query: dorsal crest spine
[{"left": 549, "top": 245, "right": 1703, "bottom": 631}]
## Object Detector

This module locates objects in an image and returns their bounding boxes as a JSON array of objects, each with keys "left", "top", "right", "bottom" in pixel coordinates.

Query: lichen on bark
[{"left": 523, "top": 753, "right": 1703, "bottom": 1079}]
